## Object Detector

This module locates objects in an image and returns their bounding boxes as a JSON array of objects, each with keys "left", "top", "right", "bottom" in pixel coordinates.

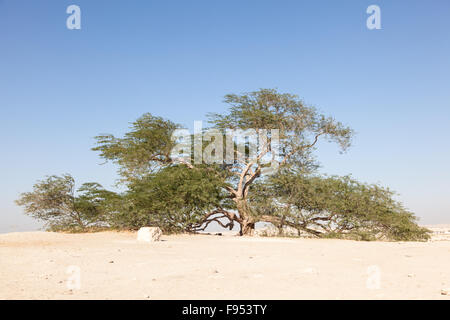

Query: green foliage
[
  {"left": 208, "top": 89, "right": 353, "bottom": 171},
  {"left": 75, "top": 182, "right": 122, "bottom": 228},
  {"left": 16, "top": 89, "right": 429, "bottom": 241},
  {"left": 250, "top": 172, "right": 430, "bottom": 241},
  {"left": 118, "top": 165, "right": 231, "bottom": 233},
  {"left": 15, "top": 174, "right": 119, "bottom": 232},
  {"left": 93, "top": 113, "right": 180, "bottom": 180}
]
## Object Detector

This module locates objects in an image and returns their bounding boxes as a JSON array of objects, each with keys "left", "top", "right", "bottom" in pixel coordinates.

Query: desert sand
[{"left": 1, "top": 229, "right": 450, "bottom": 300}]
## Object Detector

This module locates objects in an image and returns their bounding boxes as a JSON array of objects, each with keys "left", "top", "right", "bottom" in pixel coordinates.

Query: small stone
[
  {"left": 441, "top": 288, "right": 450, "bottom": 295},
  {"left": 109, "top": 261, "right": 114, "bottom": 263},
  {"left": 137, "top": 227, "right": 162, "bottom": 242}
]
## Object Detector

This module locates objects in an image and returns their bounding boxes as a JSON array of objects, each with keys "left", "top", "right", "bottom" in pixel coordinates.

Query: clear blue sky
[{"left": 1, "top": 0, "right": 449, "bottom": 232}]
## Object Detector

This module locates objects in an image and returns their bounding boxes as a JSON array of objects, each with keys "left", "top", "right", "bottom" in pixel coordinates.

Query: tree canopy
[
  {"left": 16, "top": 89, "right": 430, "bottom": 241},
  {"left": 15, "top": 174, "right": 116, "bottom": 231},
  {"left": 248, "top": 172, "right": 429, "bottom": 240}
]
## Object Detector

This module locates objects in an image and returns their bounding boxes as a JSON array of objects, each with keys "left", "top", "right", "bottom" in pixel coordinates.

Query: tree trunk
[
  {"left": 235, "top": 198, "right": 255, "bottom": 236},
  {"left": 240, "top": 219, "right": 255, "bottom": 236}
]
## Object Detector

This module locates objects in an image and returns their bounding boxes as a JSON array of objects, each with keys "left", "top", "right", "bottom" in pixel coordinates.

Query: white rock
[
  {"left": 137, "top": 227, "right": 162, "bottom": 242},
  {"left": 441, "top": 288, "right": 450, "bottom": 295}
]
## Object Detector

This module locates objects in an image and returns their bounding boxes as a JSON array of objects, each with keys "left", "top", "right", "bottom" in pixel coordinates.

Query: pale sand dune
[{"left": 1, "top": 231, "right": 450, "bottom": 300}]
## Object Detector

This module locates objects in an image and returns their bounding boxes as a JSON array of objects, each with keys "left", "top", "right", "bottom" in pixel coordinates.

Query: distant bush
[{"left": 15, "top": 174, "right": 118, "bottom": 232}]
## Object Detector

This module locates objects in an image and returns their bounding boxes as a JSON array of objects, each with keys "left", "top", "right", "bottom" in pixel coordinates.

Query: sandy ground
[{"left": 1, "top": 230, "right": 450, "bottom": 300}]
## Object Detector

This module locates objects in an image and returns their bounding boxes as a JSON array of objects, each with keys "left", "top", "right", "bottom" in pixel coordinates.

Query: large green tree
[
  {"left": 93, "top": 89, "right": 354, "bottom": 235},
  {"left": 17, "top": 89, "right": 429, "bottom": 240}
]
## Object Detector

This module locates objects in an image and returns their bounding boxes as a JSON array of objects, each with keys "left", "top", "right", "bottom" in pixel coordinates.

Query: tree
[
  {"left": 18, "top": 88, "right": 428, "bottom": 241},
  {"left": 15, "top": 174, "right": 117, "bottom": 231},
  {"left": 93, "top": 89, "right": 353, "bottom": 235}
]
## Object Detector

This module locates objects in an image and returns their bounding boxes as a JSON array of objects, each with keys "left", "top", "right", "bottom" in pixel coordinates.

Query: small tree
[{"left": 15, "top": 174, "right": 117, "bottom": 231}]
